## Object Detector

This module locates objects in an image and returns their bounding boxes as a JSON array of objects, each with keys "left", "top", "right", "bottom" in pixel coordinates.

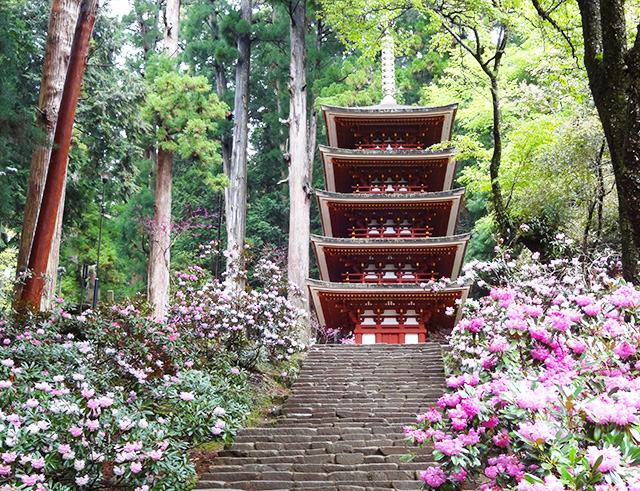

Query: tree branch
[
  {"left": 438, "top": 19, "right": 483, "bottom": 65},
  {"left": 530, "top": 0, "right": 578, "bottom": 60}
]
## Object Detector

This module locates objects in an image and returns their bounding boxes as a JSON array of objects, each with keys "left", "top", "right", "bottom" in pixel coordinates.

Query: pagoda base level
[{"left": 354, "top": 325, "right": 426, "bottom": 345}]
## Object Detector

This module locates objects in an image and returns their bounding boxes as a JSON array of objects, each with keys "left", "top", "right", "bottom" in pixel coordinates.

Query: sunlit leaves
[{"left": 142, "top": 57, "right": 228, "bottom": 167}]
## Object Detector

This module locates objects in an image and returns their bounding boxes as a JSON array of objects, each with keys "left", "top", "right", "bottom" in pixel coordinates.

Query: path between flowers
[{"left": 196, "top": 344, "right": 446, "bottom": 490}]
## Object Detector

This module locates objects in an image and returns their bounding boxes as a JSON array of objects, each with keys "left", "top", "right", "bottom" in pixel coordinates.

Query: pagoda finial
[{"left": 380, "top": 34, "right": 397, "bottom": 106}]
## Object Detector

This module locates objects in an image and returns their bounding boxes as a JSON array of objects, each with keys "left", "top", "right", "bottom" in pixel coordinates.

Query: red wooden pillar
[{"left": 20, "top": 0, "right": 99, "bottom": 310}]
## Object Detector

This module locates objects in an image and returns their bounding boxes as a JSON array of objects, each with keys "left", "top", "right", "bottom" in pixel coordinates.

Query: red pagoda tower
[{"left": 308, "top": 38, "right": 470, "bottom": 345}]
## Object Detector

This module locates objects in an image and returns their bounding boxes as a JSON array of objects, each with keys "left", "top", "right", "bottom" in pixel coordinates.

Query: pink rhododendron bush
[
  {"left": 0, "top": 258, "right": 305, "bottom": 489},
  {"left": 408, "top": 248, "right": 640, "bottom": 490}
]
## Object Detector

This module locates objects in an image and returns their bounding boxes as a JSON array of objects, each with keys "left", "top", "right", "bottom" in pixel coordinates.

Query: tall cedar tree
[
  {"left": 20, "top": 0, "right": 98, "bottom": 309},
  {"left": 224, "top": 0, "right": 251, "bottom": 289},
  {"left": 147, "top": 0, "right": 180, "bottom": 319},
  {"left": 287, "top": 0, "right": 313, "bottom": 329},
  {"left": 15, "top": 0, "right": 80, "bottom": 308}
]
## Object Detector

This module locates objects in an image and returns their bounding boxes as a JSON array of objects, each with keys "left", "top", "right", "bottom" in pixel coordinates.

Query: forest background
[{"left": 0, "top": 0, "right": 633, "bottom": 306}]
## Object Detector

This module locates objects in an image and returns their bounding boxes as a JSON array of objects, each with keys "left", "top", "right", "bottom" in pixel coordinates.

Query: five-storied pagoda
[{"left": 308, "top": 37, "right": 470, "bottom": 344}]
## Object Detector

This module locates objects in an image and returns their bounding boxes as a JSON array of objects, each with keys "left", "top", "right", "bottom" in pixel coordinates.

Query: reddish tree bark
[
  {"left": 147, "top": 149, "right": 173, "bottom": 318},
  {"left": 20, "top": 0, "right": 99, "bottom": 309},
  {"left": 14, "top": 0, "right": 81, "bottom": 308}
]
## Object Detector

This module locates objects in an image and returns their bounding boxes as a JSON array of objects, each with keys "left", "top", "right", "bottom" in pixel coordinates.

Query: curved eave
[
  {"left": 315, "top": 187, "right": 465, "bottom": 201},
  {"left": 308, "top": 279, "right": 470, "bottom": 326},
  {"left": 311, "top": 234, "right": 470, "bottom": 282},
  {"left": 320, "top": 103, "right": 458, "bottom": 115},
  {"left": 308, "top": 278, "right": 470, "bottom": 291},
  {"left": 318, "top": 145, "right": 456, "bottom": 160},
  {"left": 319, "top": 145, "right": 458, "bottom": 192},
  {"left": 315, "top": 188, "right": 465, "bottom": 238},
  {"left": 310, "top": 232, "right": 471, "bottom": 245},
  {"left": 321, "top": 103, "right": 458, "bottom": 148}
]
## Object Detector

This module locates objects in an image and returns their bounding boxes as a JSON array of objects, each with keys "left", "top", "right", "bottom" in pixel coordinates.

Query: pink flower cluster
[
  {"left": 0, "top": 254, "right": 297, "bottom": 488},
  {"left": 409, "top": 249, "right": 640, "bottom": 489}
]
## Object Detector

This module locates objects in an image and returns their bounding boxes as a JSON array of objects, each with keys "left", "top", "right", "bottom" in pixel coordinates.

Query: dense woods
[
  {"left": 1, "top": 1, "right": 640, "bottom": 489},
  {"left": 0, "top": 0, "right": 638, "bottom": 307}
]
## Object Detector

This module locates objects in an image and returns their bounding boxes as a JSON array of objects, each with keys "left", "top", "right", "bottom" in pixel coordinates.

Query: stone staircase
[{"left": 197, "top": 344, "right": 446, "bottom": 490}]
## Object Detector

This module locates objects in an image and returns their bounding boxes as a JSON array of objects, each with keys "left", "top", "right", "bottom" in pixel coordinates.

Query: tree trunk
[
  {"left": 147, "top": 149, "right": 173, "bottom": 318},
  {"left": 147, "top": 0, "right": 180, "bottom": 319},
  {"left": 306, "top": 18, "right": 321, "bottom": 172},
  {"left": 287, "top": 0, "right": 312, "bottom": 335},
  {"left": 20, "top": 0, "right": 98, "bottom": 310},
  {"left": 224, "top": 0, "right": 251, "bottom": 290},
  {"left": 160, "top": 0, "right": 180, "bottom": 56},
  {"left": 489, "top": 75, "right": 511, "bottom": 242},
  {"left": 209, "top": 9, "right": 232, "bottom": 173},
  {"left": 42, "top": 186, "right": 66, "bottom": 308},
  {"left": 617, "top": 77, "right": 640, "bottom": 280},
  {"left": 213, "top": 61, "right": 232, "bottom": 173},
  {"left": 575, "top": 0, "right": 640, "bottom": 281},
  {"left": 593, "top": 79, "right": 640, "bottom": 281},
  {"left": 210, "top": 18, "right": 231, "bottom": 279},
  {"left": 14, "top": 0, "right": 80, "bottom": 308}
]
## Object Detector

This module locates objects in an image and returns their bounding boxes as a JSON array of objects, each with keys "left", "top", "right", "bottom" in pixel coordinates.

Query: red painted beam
[{"left": 20, "top": 0, "right": 99, "bottom": 310}]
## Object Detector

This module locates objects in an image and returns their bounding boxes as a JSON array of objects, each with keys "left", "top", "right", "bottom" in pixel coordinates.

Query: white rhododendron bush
[
  {"left": 0, "top": 258, "right": 304, "bottom": 490},
  {"left": 408, "top": 247, "right": 640, "bottom": 490}
]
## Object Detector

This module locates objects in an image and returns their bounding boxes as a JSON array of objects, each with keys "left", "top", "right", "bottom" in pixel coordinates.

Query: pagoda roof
[
  {"left": 310, "top": 232, "right": 470, "bottom": 245},
  {"left": 321, "top": 103, "right": 458, "bottom": 149},
  {"left": 311, "top": 233, "right": 470, "bottom": 282},
  {"left": 321, "top": 102, "right": 458, "bottom": 115},
  {"left": 308, "top": 279, "right": 470, "bottom": 330},
  {"left": 319, "top": 145, "right": 457, "bottom": 193},
  {"left": 319, "top": 145, "right": 456, "bottom": 157},
  {"left": 315, "top": 187, "right": 465, "bottom": 201},
  {"left": 316, "top": 188, "right": 465, "bottom": 238}
]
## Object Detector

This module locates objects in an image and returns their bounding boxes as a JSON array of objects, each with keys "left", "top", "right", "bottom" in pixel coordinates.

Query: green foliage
[
  {"left": 0, "top": 272, "right": 304, "bottom": 488},
  {"left": 143, "top": 57, "right": 228, "bottom": 172},
  {"left": 0, "top": 247, "right": 17, "bottom": 311},
  {"left": 0, "top": 0, "right": 47, "bottom": 235},
  {"left": 0, "top": 0, "right": 627, "bottom": 297}
]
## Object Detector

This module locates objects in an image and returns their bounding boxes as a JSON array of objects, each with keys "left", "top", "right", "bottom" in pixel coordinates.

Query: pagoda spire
[{"left": 380, "top": 34, "right": 397, "bottom": 106}]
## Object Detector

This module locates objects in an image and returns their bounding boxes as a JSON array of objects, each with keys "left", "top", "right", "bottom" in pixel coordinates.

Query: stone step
[
  {"left": 211, "top": 453, "right": 434, "bottom": 467},
  {"left": 197, "top": 344, "right": 445, "bottom": 490},
  {"left": 219, "top": 442, "right": 431, "bottom": 458},
  {"left": 238, "top": 424, "right": 407, "bottom": 434},
  {"left": 196, "top": 480, "right": 423, "bottom": 490},
  {"left": 202, "top": 469, "right": 419, "bottom": 482},
  {"left": 205, "top": 463, "right": 426, "bottom": 473}
]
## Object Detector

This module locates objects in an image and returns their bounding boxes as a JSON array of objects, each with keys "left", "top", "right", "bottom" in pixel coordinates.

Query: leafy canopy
[{"left": 143, "top": 56, "right": 228, "bottom": 183}]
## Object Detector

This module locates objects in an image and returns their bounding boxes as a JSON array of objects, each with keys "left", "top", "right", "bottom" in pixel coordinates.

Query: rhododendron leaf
[
  {"left": 590, "top": 455, "right": 603, "bottom": 473},
  {"left": 630, "top": 427, "right": 640, "bottom": 444},
  {"left": 559, "top": 466, "right": 573, "bottom": 481},
  {"left": 523, "top": 475, "right": 543, "bottom": 484}
]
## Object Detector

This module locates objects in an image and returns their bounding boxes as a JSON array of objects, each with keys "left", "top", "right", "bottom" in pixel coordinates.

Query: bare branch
[
  {"left": 530, "top": 0, "right": 578, "bottom": 60},
  {"left": 438, "top": 18, "right": 483, "bottom": 65}
]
